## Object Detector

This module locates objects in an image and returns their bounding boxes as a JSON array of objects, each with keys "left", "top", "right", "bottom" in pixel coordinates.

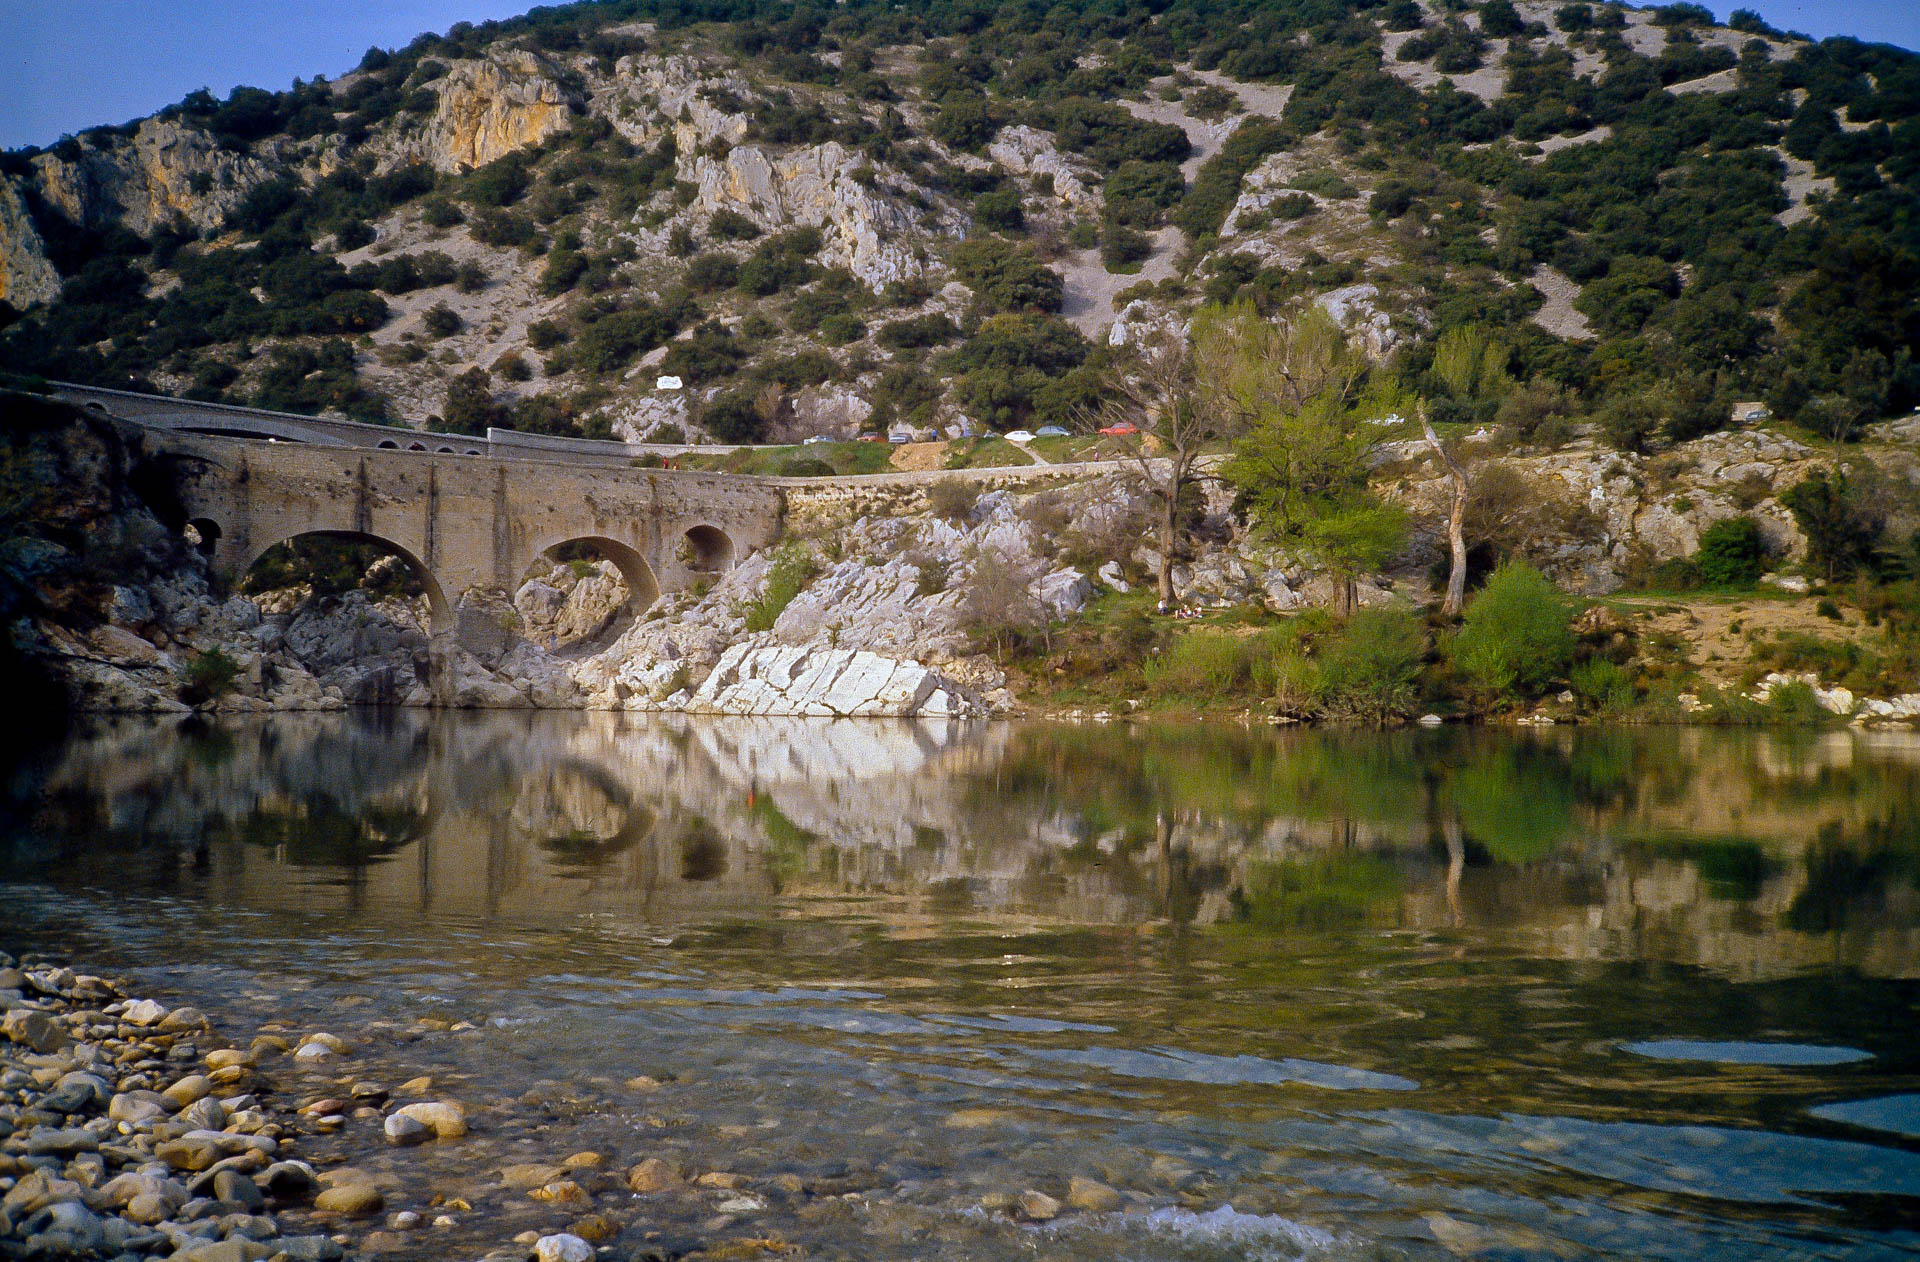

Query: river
[{"left": 3, "top": 713, "right": 1919, "bottom": 1260}]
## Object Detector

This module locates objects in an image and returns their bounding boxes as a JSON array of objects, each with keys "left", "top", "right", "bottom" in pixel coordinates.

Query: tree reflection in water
[{"left": 5, "top": 712, "right": 1919, "bottom": 979}]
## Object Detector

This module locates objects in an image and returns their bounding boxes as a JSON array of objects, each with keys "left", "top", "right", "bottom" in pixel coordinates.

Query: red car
[
  {"left": 855, "top": 433, "right": 887, "bottom": 442},
  {"left": 1098, "top": 422, "right": 1141, "bottom": 436}
]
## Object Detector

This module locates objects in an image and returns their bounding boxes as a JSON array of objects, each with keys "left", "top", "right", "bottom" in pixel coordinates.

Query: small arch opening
[
  {"left": 184, "top": 517, "right": 222, "bottom": 561},
  {"left": 407, "top": 442, "right": 427, "bottom": 452},
  {"left": 515, "top": 535, "right": 660, "bottom": 654},
  {"left": 464, "top": 448, "right": 482, "bottom": 457},
  {"left": 436, "top": 445, "right": 454, "bottom": 453},
  {"left": 679, "top": 524, "right": 736, "bottom": 574},
  {"left": 378, "top": 440, "right": 399, "bottom": 449}
]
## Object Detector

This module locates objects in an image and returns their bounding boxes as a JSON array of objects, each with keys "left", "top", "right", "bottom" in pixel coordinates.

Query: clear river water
[{"left": 3, "top": 712, "right": 1919, "bottom": 1260}]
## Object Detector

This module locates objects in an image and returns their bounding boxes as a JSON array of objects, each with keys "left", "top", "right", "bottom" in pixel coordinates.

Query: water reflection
[
  {"left": 8, "top": 713, "right": 1920, "bottom": 981},
  {"left": 5, "top": 713, "right": 1920, "bottom": 1260}
]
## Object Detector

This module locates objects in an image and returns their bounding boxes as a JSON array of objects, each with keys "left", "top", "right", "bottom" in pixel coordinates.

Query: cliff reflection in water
[{"left": 10, "top": 712, "right": 1920, "bottom": 979}]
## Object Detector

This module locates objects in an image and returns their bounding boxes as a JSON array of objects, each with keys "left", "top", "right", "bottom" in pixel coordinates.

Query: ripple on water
[
  {"left": 1352, "top": 1110, "right": 1920, "bottom": 1206},
  {"left": 1029, "top": 1045, "right": 1419, "bottom": 1092},
  {"left": 1037, "top": 1205, "right": 1337, "bottom": 1261},
  {"left": 1621, "top": 1039, "right": 1873, "bottom": 1066}
]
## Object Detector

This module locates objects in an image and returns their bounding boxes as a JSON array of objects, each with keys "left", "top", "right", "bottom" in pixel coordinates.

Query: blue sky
[{"left": 1, "top": 1, "right": 1916, "bottom": 151}]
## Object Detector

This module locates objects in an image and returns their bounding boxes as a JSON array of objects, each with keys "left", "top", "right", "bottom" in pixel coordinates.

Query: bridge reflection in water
[{"left": 8, "top": 713, "right": 1920, "bottom": 982}]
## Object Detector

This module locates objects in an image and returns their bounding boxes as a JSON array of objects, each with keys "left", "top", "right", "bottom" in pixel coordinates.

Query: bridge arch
[
  {"left": 238, "top": 530, "right": 452, "bottom": 635},
  {"left": 185, "top": 517, "right": 222, "bottom": 560},
  {"left": 523, "top": 533, "right": 662, "bottom": 620},
  {"left": 680, "top": 524, "right": 736, "bottom": 573}
]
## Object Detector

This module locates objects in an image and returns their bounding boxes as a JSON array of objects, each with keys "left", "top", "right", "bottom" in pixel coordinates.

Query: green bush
[
  {"left": 179, "top": 649, "right": 241, "bottom": 706},
  {"left": 1695, "top": 516, "right": 1767, "bottom": 588},
  {"left": 1145, "top": 631, "right": 1255, "bottom": 699},
  {"left": 1316, "top": 608, "right": 1425, "bottom": 721},
  {"left": 1570, "top": 658, "right": 1636, "bottom": 713},
  {"left": 1449, "top": 560, "right": 1575, "bottom": 699},
  {"left": 742, "top": 544, "right": 818, "bottom": 632}
]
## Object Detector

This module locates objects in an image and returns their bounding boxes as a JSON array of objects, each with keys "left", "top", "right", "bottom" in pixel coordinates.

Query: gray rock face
[
  {"left": 687, "top": 644, "right": 979, "bottom": 717},
  {"left": 691, "top": 140, "right": 952, "bottom": 289},
  {"left": 0, "top": 177, "right": 60, "bottom": 308}
]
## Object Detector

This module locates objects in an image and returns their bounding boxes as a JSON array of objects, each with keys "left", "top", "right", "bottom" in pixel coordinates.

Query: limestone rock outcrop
[
  {"left": 988, "top": 126, "right": 1097, "bottom": 212},
  {"left": 389, "top": 51, "right": 582, "bottom": 172},
  {"left": 0, "top": 179, "right": 59, "bottom": 309},
  {"left": 27, "top": 119, "right": 280, "bottom": 234},
  {"left": 691, "top": 141, "right": 946, "bottom": 289},
  {"left": 686, "top": 643, "right": 979, "bottom": 717}
]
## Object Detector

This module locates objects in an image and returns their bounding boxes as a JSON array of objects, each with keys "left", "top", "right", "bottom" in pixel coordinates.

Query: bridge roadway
[{"left": 53, "top": 382, "right": 1142, "bottom": 656}]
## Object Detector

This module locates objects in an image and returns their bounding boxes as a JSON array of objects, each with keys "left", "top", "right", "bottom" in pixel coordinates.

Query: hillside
[{"left": 2, "top": 0, "right": 1917, "bottom": 450}]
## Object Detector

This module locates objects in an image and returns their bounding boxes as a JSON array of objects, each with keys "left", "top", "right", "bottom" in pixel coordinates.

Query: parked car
[
  {"left": 857, "top": 433, "right": 887, "bottom": 443},
  {"left": 801, "top": 434, "right": 834, "bottom": 444},
  {"left": 1099, "top": 421, "right": 1141, "bottom": 436},
  {"left": 1034, "top": 425, "right": 1069, "bottom": 437},
  {"left": 887, "top": 431, "right": 911, "bottom": 444},
  {"left": 1005, "top": 429, "right": 1036, "bottom": 443}
]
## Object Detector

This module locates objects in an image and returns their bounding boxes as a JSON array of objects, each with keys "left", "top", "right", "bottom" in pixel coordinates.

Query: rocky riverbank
[
  {"left": 1, "top": 950, "right": 1150, "bottom": 1262},
  {"left": 8, "top": 397, "right": 1920, "bottom": 723}
]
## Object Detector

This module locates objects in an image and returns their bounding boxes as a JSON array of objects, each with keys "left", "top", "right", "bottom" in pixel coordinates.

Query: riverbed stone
[
  {"left": 123, "top": 999, "right": 168, "bottom": 1027},
  {"left": 533, "top": 1232, "right": 593, "bottom": 1262},
  {"left": 211, "top": 1168, "right": 265, "bottom": 1210},
  {"left": 383, "top": 1111, "right": 430, "bottom": 1146},
  {"left": 1066, "top": 1175, "right": 1122, "bottom": 1212},
  {"left": 529, "top": 1179, "right": 590, "bottom": 1205},
  {"left": 162, "top": 1074, "right": 212, "bottom": 1109},
  {"left": 172, "top": 1239, "right": 273, "bottom": 1262},
  {"left": 2, "top": 1008, "right": 69, "bottom": 1053},
  {"left": 625, "top": 1158, "right": 682, "bottom": 1192},
  {"left": 568, "top": 1213, "right": 619, "bottom": 1242},
  {"left": 1015, "top": 1189, "right": 1061, "bottom": 1221},
  {"left": 45, "top": 1071, "right": 111, "bottom": 1115},
  {"left": 314, "top": 1184, "right": 384, "bottom": 1215},
  {"left": 20, "top": 1199, "right": 107, "bottom": 1256},
  {"left": 25, "top": 1126, "right": 99, "bottom": 1158},
  {"left": 392, "top": 1100, "right": 466, "bottom": 1138},
  {"left": 273, "top": 1236, "right": 344, "bottom": 1262},
  {"left": 261, "top": 1161, "right": 319, "bottom": 1202}
]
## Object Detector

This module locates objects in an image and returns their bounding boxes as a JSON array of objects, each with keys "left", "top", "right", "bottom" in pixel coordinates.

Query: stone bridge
[
  {"left": 62, "top": 386, "right": 788, "bottom": 651},
  {"left": 55, "top": 382, "right": 1141, "bottom": 653}
]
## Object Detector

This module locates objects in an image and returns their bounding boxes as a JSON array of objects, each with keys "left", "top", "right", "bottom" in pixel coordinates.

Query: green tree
[
  {"left": 1449, "top": 560, "right": 1575, "bottom": 699},
  {"left": 1782, "top": 469, "right": 1882, "bottom": 581},
  {"left": 1301, "top": 498, "right": 1411, "bottom": 618}
]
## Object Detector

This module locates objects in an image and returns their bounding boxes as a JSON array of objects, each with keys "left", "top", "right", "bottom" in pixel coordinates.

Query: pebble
[
  {"left": 1, "top": 1008, "right": 68, "bottom": 1053},
  {"left": 533, "top": 1232, "right": 594, "bottom": 1262},
  {"left": 123, "top": 998, "right": 169, "bottom": 1026},
  {"left": 1016, "top": 1189, "right": 1062, "bottom": 1221},
  {"left": 1067, "top": 1174, "right": 1123, "bottom": 1212},
  {"left": 529, "top": 1178, "right": 591, "bottom": 1205},
  {"left": 392, "top": 1099, "right": 467, "bottom": 1138},
  {"left": 162, "top": 1073, "right": 213, "bottom": 1108},
  {"left": 570, "top": 1212, "right": 620, "bottom": 1241},
  {"left": 383, "top": 1111, "right": 431, "bottom": 1145},
  {"left": 626, "top": 1157, "right": 683, "bottom": 1192},
  {"left": 388, "top": 1210, "right": 422, "bottom": 1230},
  {"left": 314, "top": 1184, "right": 385, "bottom": 1215}
]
